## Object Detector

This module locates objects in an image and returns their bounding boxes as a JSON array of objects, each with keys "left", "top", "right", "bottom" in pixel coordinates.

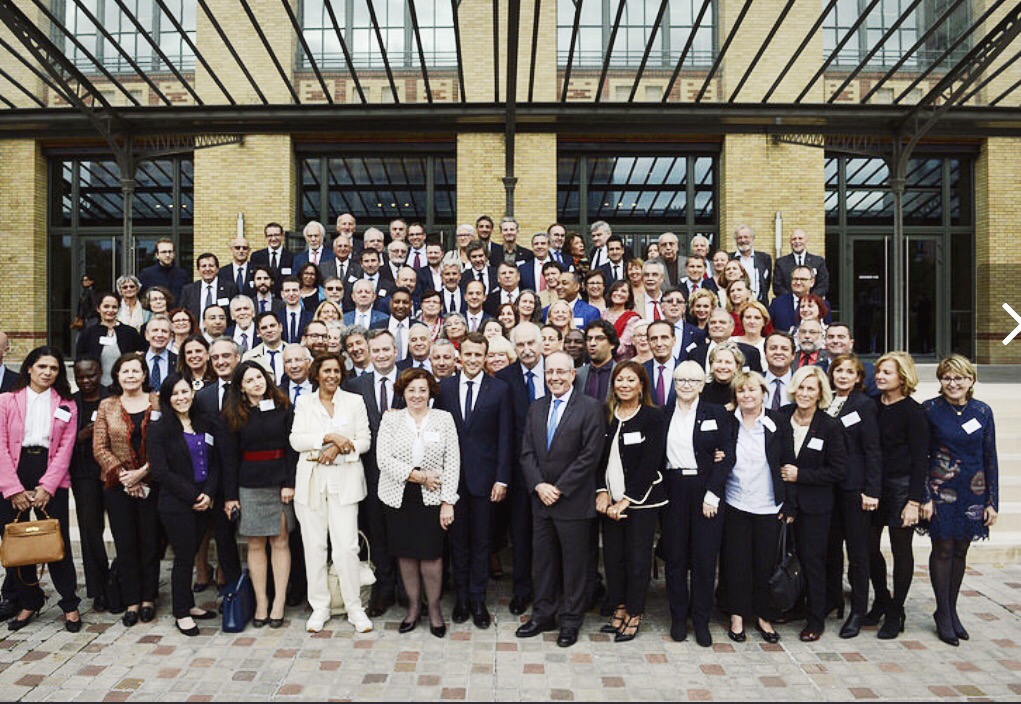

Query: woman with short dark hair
[{"left": 75, "top": 291, "right": 145, "bottom": 386}]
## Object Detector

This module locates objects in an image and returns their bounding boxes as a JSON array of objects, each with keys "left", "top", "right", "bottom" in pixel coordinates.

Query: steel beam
[
  {"left": 594, "top": 0, "right": 627, "bottom": 103},
  {"left": 452, "top": 0, "right": 467, "bottom": 102},
  {"left": 796, "top": 0, "right": 884, "bottom": 103},
  {"left": 323, "top": 0, "right": 365, "bottom": 104},
  {"left": 730, "top": 0, "right": 798, "bottom": 103},
  {"left": 196, "top": 0, "right": 267, "bottom": 104},
  {"left": 279, "top": 0, "right": 333, "bottom": 104},
  {"left": 237, "top": 0, "right": 301, "bottom": 103},
  {"left": 408, "top": 0, "right": 433, "bottom": 103},
  {"left": 366, "top": 0, "right": 400, "bottom": 103},
  {"left": 561, "top": 0, "right": 583, "bottom": 102},
  {"left": 662, "top": 0, "right": 712, "bottom": 102},
  {"left": 696, "top": 0, "right": 753, "bottom": 102},
  {"left": 627, "top": 0, "right": 668, "bottom": 103},
  {"left": 153, "top": 0, "right": 235, "bottom": 105}
]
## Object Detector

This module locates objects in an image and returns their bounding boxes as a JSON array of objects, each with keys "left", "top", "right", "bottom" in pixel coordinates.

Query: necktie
[
  {"left": 691, "top": 282, "right": 698, "bottom": 296},
  {"left": 204, "top": 284, "right": 214, "bottom": 311},
  {"left": 289, "top": 312, "right": 297, "bottom": 342},
  {"left": 448, "top": 293, "right": 455, "bottom": 313},
  {"left": 413, "top": 251, "right": 421, "bottom": 269},
  {"left": 652, "top": 300, "right": 661, "bottom": 321},
  {"left": 395, "top": 322, "right": 405, "bottom": 361},
  {"left": 470, "top": 316, "right": 478, "bottom": 332},
  {"left": 656, "top": 365, "right": 666, "bottom": 406},
  {"left": 218, "top": 381, "right": 229, "bottom": 410},
  {"left": 270, "top": 251, "right": 278, "bottom": 270},
  {"left": 526, "top": 371, "right": 536, "bottom": 401},
  {"left": 150, "top": 355, "right": 162, "bottom": 389},
  {"left": 613, "top": 264, "right": 620, "bottom": 281},
  {"left": 464, "top": 380, "right": 474, "bottom": 425},
  {"left": 293, "top": 383, "right": 302, "bottom": 404},
  {"left": 378, "top": 377, "right": 389, "bottom": 414},
  {"left": 546, "top": 398, "right": 563, "bottom": 449},
  {"left": 236, "top": 267, "right": 244, "bottom": 293},
  {"left": 538, "top": 266, "right": 546, "bottom": 291},
  {"left": 312, "top": 249, "right": 319, "bottom": 265},
  {"left": 268, "top": 349, "right": 279, "bottom": 380},
  {"left": 771, "top": 379, "right": 783, "bottom": 411},
  {"left": 259, "top": 299, "right": 267, "bottom": 313},
  {"left": 240, "top": 332, "right": 248, "bottom": 353},
  {"left": 797, "top": 254, "right": 804, "bottom": 267}
]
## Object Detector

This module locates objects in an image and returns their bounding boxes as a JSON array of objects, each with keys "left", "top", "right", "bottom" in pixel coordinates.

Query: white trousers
[{"left": 295, "top": 492, "right": 363, "bottom": 615}]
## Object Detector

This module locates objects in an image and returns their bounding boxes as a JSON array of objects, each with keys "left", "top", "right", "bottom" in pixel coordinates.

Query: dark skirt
[
  {"left": 383, "top": 483, "right": 444, "bottom": 560},
  {"left": 873, "top": 475, "right": 911, "bottom": 529}
]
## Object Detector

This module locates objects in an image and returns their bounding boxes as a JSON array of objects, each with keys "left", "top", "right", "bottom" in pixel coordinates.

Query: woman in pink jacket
[{"left": 0, "top": 346, "right": 82, "bottom": 632}]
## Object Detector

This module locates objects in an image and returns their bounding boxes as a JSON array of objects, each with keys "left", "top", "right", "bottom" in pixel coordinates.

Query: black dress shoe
[
  {"left": 8, "top": 610, "right": 37, "bottom": 631},
  {"left": 64, "top": 616, "right": 83, "bottom": 633},
  {"left": 191, "top": 610, "right": 218, "bottom": 620},
  {"left": 92, "top": 595, "right": 107, "bottom": 613},
  {"left": 430, "top": 622, "right": 447, "bottom": 638},
  {"left": 122, "top": 610, "right": 139, "bottom": 627},
  {"left": 861, "top": 597, "right": 889, "bottom": 627},
  {"left": 269, "top": 618, "right": 284, "bottom": 629},
  {"left": 839, "top": 613, "right": 864, "bottom": 639},
  {"left": 451, "top": 600, "right": 470, "bottom": 624},
  {"left": 756, "top": 623, "right": 780, "bottom": 644},
  {"left": 557, "top": 626, "right": 579, "bottom": 647},
  {"left": 694, "top": 625, "right": 712, "bottom": 647},
  {"left": 0, "top": 599, "right": 19, "bottom": 622},
  {"left": 727, "top": 628, "right": 746, "bottom": 643},
  {"left": 515, "top": 619, "right": 557, "bottom": 638},
  {"left": 508, "top": 597, "right": 529, "bottom": 616},
  {"left": 366, "top": 593, "right": 394, "bottom": 618},
  {"left": 670, "top": 625, "right": 688, "bottom": 643},
  {"left": 399, "top": 616, "right": 419, "bottom": 634},
  {"left": 176, "top": 619, "right": 200, "bottom": 637},
  {"left": 139, "top": 606, "right": 155, "bottom": 623},
  {"left": 471, "top": 603, "right": 491, "bottom": 629},
  {"left": 252, "top": 618, "right": 268, "bottom": 628},
  {"left": 877, "top": 608, "right": 905, "bottom": 640}
]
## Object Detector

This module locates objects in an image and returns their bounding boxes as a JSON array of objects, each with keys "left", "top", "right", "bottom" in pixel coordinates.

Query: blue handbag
[{"left": 221, "top": 568, "right": 255, "bottom": 633}]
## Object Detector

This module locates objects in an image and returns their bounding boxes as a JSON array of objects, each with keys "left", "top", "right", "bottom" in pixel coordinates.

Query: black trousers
[
  {"left": 160, "top": 510, "right": 207, "bottom": 618},
  {"left": 71, "top": 476, "right": 110, "bottom": 599},
  {"left": 722, "top": 504, "right": 780, "bottom": 623},
  {"left": 211, "top": 495, "right": 242, "bottom": 586},
  {"left": 794, "top": 510, "right": 831, "bottom": 632},
  {"left": 662, "top": 472, "right": 724, "bottom": 630},
  {"left": 104, "top": 486, "right": 160, "bottom": 605},
  {"left": 359, "top": 463, "right": 397, "bottom": 598},
  {"left": 0, "top": 449, "right": 81, "bottom": 613},
  {"left": 826, "top": 489, "right": 871, "bottom": 615},
  {"left": 602, "top": 507, "right": 657, "bottom": 615},
  {"left": 532, "top": 508, "right": 591, "bottom": 629},
  {"left": 509, "top": 482, "right": 534, "bottom": 602},
  {"left": 451, "top": 494, "right": 492, "bottom": 603}
]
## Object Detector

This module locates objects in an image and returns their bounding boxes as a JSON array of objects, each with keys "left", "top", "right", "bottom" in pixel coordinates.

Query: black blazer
[
  {"left": 218, "top": 264, "right": 255, "bottom": 298},
  {"left": 663, "top": 401, "right": 736, "bottom": 500},
  {"left": 435, "top": 373, "right": 513, "bottom": 496},
  {"left": 728, "top": 408, "right": 789, "bottom": 514},
  {"left": 147, "top": 414, "right": 223, "bottom": 514},
  {"left": 75, "top": 323, "right": 145, "bottom": 359},
  {"left": 776, "top": 406, "right": 847, "bottom": 515},
  {"left": 495, "top": 362, "right": 547, "bottom": 485},
  {"left": 344, "top": 371, "right": 406, "bottom": 473},
  {"left": 194, "top": 380, "right": 225, "bottom": 416},
  {"left": 598, "top": 405, "right": 666, "bottom": 507},
  {"left": 178, "top": 278, "right": 239, "bottom": 322},
  {"left": 0, "top": 365, "right": 18, "bottom": 393},
  {"left": 834, "top": 392, "right": 882, "bottom": 497}
]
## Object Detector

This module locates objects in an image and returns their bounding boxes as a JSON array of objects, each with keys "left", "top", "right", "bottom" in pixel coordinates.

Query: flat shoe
[
  {"left": 191, "top": 610, "right": 218, "bottom": 620},
  {"left": 799, "top": 628, "right": 822, "bottom": 642},
  {"left": 727, "top": 628, "right": 746, "bottom": 643},
  {"left": 252, "top": 618, "right": 268, "bottom": 628},
  {"left": 192, "top": 582, "right": 210, "bottom": 593},
  {"left": 756, "top": 623, "right": 780, "bottom": 644},
  {"left": 122, "top": 611, "right": 139, "bottom": 627},
  {"left": 64, "top": 614, "right": 83, "bottom": 633},
  {"left": 139, "top": 606, "right": 155, "bottom": 623},
  {"left": 176, "top": 620, "right": 200, "bottom": 637},
  {"left": 8, "top": 611, "right": 37, "bottom": 632}
]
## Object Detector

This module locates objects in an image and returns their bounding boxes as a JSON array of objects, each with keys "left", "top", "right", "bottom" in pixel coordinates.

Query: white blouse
[{"left": 23, "top": 387, "right": 53, "bottom": 448}]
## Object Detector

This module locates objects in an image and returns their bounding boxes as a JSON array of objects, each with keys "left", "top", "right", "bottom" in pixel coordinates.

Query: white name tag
[
  {"left": 217, "top": 297, "right": 229, "bottom": 305},
  {"left": 424, "top": 431, "right": 441, "bottom": 443},
  {"left": 204, "top": 433, "right": 215, "bottom": 446},
  {"left": 841, "top": 411, "right": 861, "bottom": 428},
  {"left": 962, "top": 418, "right": 982, "bottom": 435},
  {"left": 280, "top": 267, "right": 292, "bottom": 275},
  {"left": 573, "top": 317, "right": 584, "bottom": 328},
  {"left": 686, "top": 342, "right": 696, "bottom": 352},
  {"left": 378, "top": 289, "right": 388, "bottom": 297},
  {"left": 516, "top": 260, "right": 526, "bottom": 267},
  {"left": 54, "top": 407, "right": 71, "bottom": 423},
  {"left": 259, "top": 399, "right": 275, "bottom": 412},
  {"left": 701, "top": 419, "right": 718, "bottom": 431},
  {"left": 742, "top": 366, "right": 751, "bottom": 372},
  {"left": 90, "top": 410, "right": 98, "bottom": 422},
  {"left": 100, "top": 335, "right": 116, "bottom": 346},
  {"left": 150, "top": 411, "right": 162, "bottom": 421},
  {"left": 762, "top": 416, "right": 776, "bottom": 432},
  {"left": 807, "top": 437, "right": 824, "bottom": 451},
  {"left": 348, "top": 275, "right": 359, "bottom": 283},
  {"left": 622, "top": 431, "right": 643, "bottom": 445}
]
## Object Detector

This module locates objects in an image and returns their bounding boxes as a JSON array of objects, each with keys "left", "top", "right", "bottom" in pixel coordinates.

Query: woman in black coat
[
  {"left": 778, "top": 365, "right": 847, "bottom": 642},
  {"left": 75, "top": 291, "right": 145, "bottom": 386},
  {"left": 662, "top": 359, "right": 735, "bottom": 647},
  {"left": 824, "top": 354, "right": 882, "bottom": 638},
  {"left": 596, "top": 361, "right": 667, "bottom": 642},
  {"left": 147, "top": 376, "right": 222, "bottom": 636}
]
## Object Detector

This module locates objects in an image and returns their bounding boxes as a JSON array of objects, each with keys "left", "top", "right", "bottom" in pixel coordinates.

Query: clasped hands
[
  {"left": 318, "top": 433, "right": 355, "bottom": 465},
  {"left": 121, "top": 465, "right": 149, "bottom": 498},
  {"left": 596, "top": 492, "right": 629, "bottom": 521},
  {"left": 10, "top": 487, "right": 51, "bottom": 512}
]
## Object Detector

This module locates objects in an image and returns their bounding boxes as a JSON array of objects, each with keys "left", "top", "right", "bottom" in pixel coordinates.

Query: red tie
[
  {"left": 652, "top": 300, "right": 661, "bottom": 321},
  {"left": 413, "top": 251, "right": 421, "bottom": 269},
  {"left": 691, "top": 282, "right": 698, "bottom": 296},
  {"left": 655, "top": 365, "right": 666, "bottom": 405}
]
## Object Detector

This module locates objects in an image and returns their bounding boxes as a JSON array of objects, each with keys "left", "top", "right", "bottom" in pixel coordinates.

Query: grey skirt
[{"left": 238, "top": 486, "right": 296, "bottom": 537}]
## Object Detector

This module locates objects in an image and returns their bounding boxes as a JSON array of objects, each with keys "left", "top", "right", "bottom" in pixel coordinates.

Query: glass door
[{"left": 80, "top": 235, "right": 121, "bottom": 293}]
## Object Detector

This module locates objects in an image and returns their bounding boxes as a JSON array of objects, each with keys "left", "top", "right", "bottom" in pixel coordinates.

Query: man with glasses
[
  {"left": 252, "top": 222, "right": 295, "bottom": 289},
  {"left": 769, "top": 265, "right": 817, "bottom": 333},
  {"left": 322, "top": 277, "right": 346, "bottom": 309},
  {"left": 138, "top": 237, "right": 188, "bottom": 301},
  {"left": 219, "top": 236, "right": 254, "bottom": 296},
  {"left": 301, "top": 319, "right": 330, "bottom": 356},
  {"left": 659, "top": 288, "right": 707, "bottom": 363},
  {"left": 320, "top": 232, "right": 362, "bottom": 286}
]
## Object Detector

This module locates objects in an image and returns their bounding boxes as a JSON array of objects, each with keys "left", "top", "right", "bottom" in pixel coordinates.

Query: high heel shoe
[
  {"left": 430, "top": 622, "right": 446, "bottom": 638},
  {"left": 601, "top": 606, "right": 627, "bottom": 634},
  {"left": 614, "top": 615, "right": 641, "bottom": 643},
  {"left": 951, "top": 612, "right": 970, "bottom": 640},
  {"left": 839, "top": 613, "right": 864, "bottom": 639},
  {"left": 176, "top": 619, "right": 200, "bottom": 637},
  {"left": 934, "top": 612, "right": 959, "bottom": 647},
  {"left": 877, "top": 607, "right": 905, "bottom": 640},
  {"left": 399, "top": 615, "right": 420, "bottom": 634},
  {"left": 8, "top": 610, "right": 38, "bottom": 631},
  {"left": 861, "top": 594, "right": 890, "bottom": 627}
]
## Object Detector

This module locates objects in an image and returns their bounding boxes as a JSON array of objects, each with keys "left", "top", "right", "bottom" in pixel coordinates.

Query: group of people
[{"left": 0, "top": 215, "right": 997, "bottom": 650}]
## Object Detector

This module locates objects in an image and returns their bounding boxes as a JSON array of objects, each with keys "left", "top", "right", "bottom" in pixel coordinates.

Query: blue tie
[
  {"left": 259, "top": 299, "right": 267, "bottom": 313},
  {"left": 236, "top": 267, "right": 244, "bottom": 293},
  {"left": 293, "top": 384, "right": 302, "bottom": 404},
  {"left": 267, "top": 350, "right": 278, "bottom": 381},
  {"left": 289, "top": 312, "right": 297, "bottom": 342},
  {"left": 526, "top": 371, "right": 536, "bottom": 402},
  {"left": 150, "top": 355, "right": 162, "bottom": 389},
  {"left": 464, "top": 380, "right": 474, "bottom": 425},
  {"left": 546, "top": 398, "right": 563, "bottom": 450}
]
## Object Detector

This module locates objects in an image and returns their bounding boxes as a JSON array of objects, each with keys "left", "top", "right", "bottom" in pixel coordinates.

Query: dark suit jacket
[
  {"left": 138, "top": 262, "right": 190, "bottom": 302},
  {"left": 483, "top": 289, "right": 520, "bottom": 318},
  {"left": 644, "top": 358, "right": 678, "bottom": 407},
  {"left": 769, "top": 293, "right": 834, "bottom": 333},
  {"left": 343, "top": 309, "right": 389, "bottom": 329},
  {"left": 597, "top": 260, "right": 629, "bottom": 284},
  {"left": 253, "top": 296, "right": 285, "bottom": 316},
  {"left": 818, "top": 357, "right": 878, "bottom": 398},
  {"left": 598, "top": 405, "right": 667, "bottom": 506},
  {"left": 276, "top": 308, "right": 314, "bottom": 344},
  {"left": 776, "top": 406, "right": 847, "bottom": 515},
  {"left": 194, "top": 381, "right": 225, "bottom": 416},
  {"left": 341, "top": 269, "right": 395, "bottom": 311},
  {"left": 218, "top": 264, "right": 255, "bottom": 298},
  {"left": 495, "top": 362, "right": 547, "bottom": 467},
  {"left": 542, "top": 299, "right": 601, "bottom": 329},
  {"left": 293, "top": 248, "right": 336, "bottom": 271},
  {"left": 679, "top": 277, "right": 719, "bottom": 301},
  {"left": 415, "top": 265, "right": 442, "bottom": 293},
  {"left": 436, "top": 373, "right": 513, "bottom": 496},
  {"left": 75, "top": 323, "right": 146, "bottom": 359},
  {"left": 0, "top": 366, "right": 18, "bottom": 393},
  {"left": 178, "top": 278, "right": 238, "bottom": 322},
  {"left": 832, "top": 392, "right": 882, "bottom": 497},
  {"left": 590, "top": 245, "right": 635, "bottom": 271},
  {"left": 319, "top": 257, "right": 362, "bottom": 285},
  {"left": 674, "top": 321, "right": 708, "bottom": 362},
  {"left": 460, "top": 266, "right": 499, "bottom": 296},
  {"left": 518, "top": 260, "right": 545, "bottom": 292},
  {"left": 251, "top": 247, "right": 295, "bottom": 277},
  {"left": 730, "top": 250, "right": 773, "bottom": 304},
  {"left": 344, "top": 371, "right": 406, "bottom": 474},
  {"left": 574, "top": 360, "right": 615, "bottom": 403},
  {"left": 520, "top": 391, "right": 606, "bottom": 520},
  {"left": 148, "top": 414, "right": 223, "bottom": 513},
  {"left": 773, "top": 252, "right": 830, "bottom": 298},
  {"left": 662, "top": 401, "right": 736, "bottom": 500}
]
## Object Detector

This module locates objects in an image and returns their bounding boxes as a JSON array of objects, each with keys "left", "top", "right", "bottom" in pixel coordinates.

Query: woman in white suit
[
  {"left": 377, "top": 368, "right": 459, "bottom": 637},
  {"left": 289, "top": 351, "right": 372, "bottom": 634}
]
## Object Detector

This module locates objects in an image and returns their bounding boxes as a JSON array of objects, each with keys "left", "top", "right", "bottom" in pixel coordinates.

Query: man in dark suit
[
  {"left": 0, "top": 332, "right": 15, "bottom": 393},
  {"left": 344, "top": 329, "right": 405, "bottom": 616},
  {"left": 250, "top": 266, "right": 285, "bottom": 316},
  {"left": 515, "top": 351, "right": 605, "bottom": 648},
  {"left": 655, "top": 232, "right": 686, "bottom": 287},
  {"left": 484, "top": 262, "right": 522, "bottom": 317},
  {"left": 660, "top": 288, "right": 708, "bottom": 363},
  {"left": 251, "top": 222, "right": 295, "bottom": 293},
  {"left": 679, "top": 255, "right": 720, "bottom": 301},
  {"left": 415, "top": 242, "right": 445, "bottom": 294},
  {"left": 730, "top": 225, "right": 773, "bottom": 305},
  {"left": 773, "top": 228, "right": 830, "bottom": 298},
  {"left": 275, "top": 278, "right": 314, "bottom": 345},
  {"left": 520, "top": 232, "right": 555, "bottom": 292},
  {"left": 439, "top": 255, "right": 467, "bottom": 315},
  {"left": 142, "top": 315, "right": 177, "bottom": 388},
  {"left": 496, "top": 322, "right": 546, "bottom": 615},
  {"left": 178, "top": 252, "right": 238, "bottom": 323},
  {"left": 475, "top": 215, "right": 496, "bottom": 259},
  {"left": 769, "top": 264, "right": 817, "bottom": 333},
  {"left": 343, "top": 248, "right": 395, "bottom": 311},
  {"left": 460, "top": 240, "right": 498, "bottom": 296},
  {"left": 343, "top": 280, "right": 389, "bottom": 330},
  {"left": 137, "top": 237, "right": 189, "bottom": 301},
  {"left": 218, "top": 236, "right": 256, "bottom": 298},
  {"left": 463, "top": 280, "right": 493, "bottom": 334},
  {"left": 588, "top": 222, "right": 634, "bottom": 271},
  {"left": 818, "top": 322, "right": 878, "bottom": 396},
  {"left": 494, "top": 217, "right": 534, "bottom": 266},
  {"left": 688, "top": 308, "right": 763, "bottom": 374},
  {"left": 278, "top": 343, "right": 313, "bottom": 404},
  {"left": 597, "top": 234, "right": 630, "bottom": 284},
  {"left": 318, "top": 232, "right": 362, "bottom": 286},
  {"left": 436, "top": 333, "right": 512, "bottom": 629},
  {"left": 575, "top": 320, "right": 617, "bottom": 403},
  {"left": 548, "top": 272, "right": 601, "bottom": 329},
  {"left": 292, "top": 220, "right": 335, "bottom": 271},
  {"left": 644, "top": 320, "right": 680, "bottom": 407}
]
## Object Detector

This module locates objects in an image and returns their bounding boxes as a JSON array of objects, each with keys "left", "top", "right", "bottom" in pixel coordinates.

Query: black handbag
[{"left": 768, "top": 523, "right": 804, "bottom": 614}]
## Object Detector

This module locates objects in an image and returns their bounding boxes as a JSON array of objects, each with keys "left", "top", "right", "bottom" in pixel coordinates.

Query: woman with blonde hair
[
  {"left": 546, "top": 299, "right": 574, "bottom": 340},
  {"left": 485, "top": 335, "right": 516, "bottom": 374},
  {"left": 631, "top": 321, "right": 653, "bottom": 365},
  {"left": 313, "top": 299, "right": 343, "bottom": 323},
  {"left": 733, "top": 301, "right": 772, "bottom": 360},
  {"left": 701, "top": 342, "right": 743, "bottom": 406},
  {"left": 685, "top": 288, "right": 717, "bottom": 331},
  {"left": 865, "top": 351, "right": 929, "bottom": 640}
]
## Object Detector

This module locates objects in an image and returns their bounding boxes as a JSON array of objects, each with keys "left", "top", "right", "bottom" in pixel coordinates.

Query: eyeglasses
[
  {"left": 233, "top": 246, "right": 250, "bottom": 250},
  {"left": 940, "top": 376, "right": 970, "bottom": 385},
  {"left": 791, "top": 276, "right": 812, "bottom": 282},
  {"left": 545, "top": 369, "right": 574, "bottom": 376},
  {"left": 325, "top": 286, "right": 343, "bottom": 292},
  {"left": 674, "top": 378, "right": 703, "bottom": 387},
  {"left": 305, "top": 333, "right": 327, "bottom": 339}
]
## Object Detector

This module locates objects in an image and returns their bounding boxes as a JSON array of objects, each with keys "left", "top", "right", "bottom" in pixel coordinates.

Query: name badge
[
  {"left": 332, "top": 415, "right": 349, "bottom": 428},
  {"left": 217, "top": 297, "right": 229, "bottom": 306},
  {"left": 962, "top": 418, "right": 982, "bottom": 435},
  {"left": 259, "top": 399, "right": 275, "bottom": 412},
  {"left": 348, "top": 275, "right": 359, "bottom": 283},
  {"left": 701, "top": 419, "right": 718, "bottom": 431},
  {"left": 572, "top": 317, "right": 584, "bottom": 328},
  {"left": 686, "top": 342, "right": 697, "bottom": 352},
  {"left": 204, "top": 433, "right": 215, "bottom": 446},
  {"left": 622, "top": 431, "right": 643, "bottom": 445},
  {"left": 100, "top": 335, "right": 116, "bottom": 346},
  {"left": 54, "top": 407, "right": 71, "bottom": 423},
  {"left": 516, "top": 260, "right": 526, "bottom": 267},
  {"left": 378, "top": 289, "right": 388, "bottom": 297},
  {"left": 762, "top": 416, "right": 776, "bottom": 432},
  {"left": 150, "top": 411, "right": 162, "bottom": 421},
  {"left": 90, "top": 410, "right": 98, "bottom": 422},
  {"left": 841, "top": 411, "right": 861, "bottom": 428},
  {"left": 424, "top": 431, "right": 441, "bottom": 443},
  {"left": 807, "top": 437, "right": 824, "bottom": 451},
  {"left": 742, "top": 366, "right": 750, "bottom": 372},
  {"left": 280, "top": 267, "right": 292, "bottom": 275}
]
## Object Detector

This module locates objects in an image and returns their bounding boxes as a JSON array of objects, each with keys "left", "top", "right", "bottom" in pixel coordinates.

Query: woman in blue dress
[{"left": 921, "top": 354, "right": 998, "bottom": 647}]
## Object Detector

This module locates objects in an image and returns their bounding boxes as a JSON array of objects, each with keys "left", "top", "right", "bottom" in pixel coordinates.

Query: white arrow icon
[{"left": 1004, "top": 303, "right": 1021, "bottom": 345}]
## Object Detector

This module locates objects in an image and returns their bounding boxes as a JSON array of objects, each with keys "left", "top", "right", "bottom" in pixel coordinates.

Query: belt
[
  {"left": 666, "top": 466, "right": 698, "bottom": 477},
  {"left": 22, "top": 446, "right": 47, "bottom": 455},
  {"left": 243, "top": 449, "right": 285, "bottom": 462}
]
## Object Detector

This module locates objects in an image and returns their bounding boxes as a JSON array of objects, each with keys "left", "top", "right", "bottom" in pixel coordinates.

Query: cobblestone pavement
[{"left": 1, "top": 555, "right": 1020, "bottom": 702}]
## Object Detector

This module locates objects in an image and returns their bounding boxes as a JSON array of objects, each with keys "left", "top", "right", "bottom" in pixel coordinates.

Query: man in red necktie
[{"left": 795, "top": 319, "right": 825, "bottom": 369}]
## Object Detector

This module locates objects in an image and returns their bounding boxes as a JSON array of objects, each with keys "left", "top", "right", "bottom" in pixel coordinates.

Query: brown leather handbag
[{"left": 0, "top": 509, "right": 65, "bottom": 568}]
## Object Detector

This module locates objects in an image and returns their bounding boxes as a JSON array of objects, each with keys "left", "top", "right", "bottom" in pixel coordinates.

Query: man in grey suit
[
  {"left": 515, "top": 351, "right": 606, "bottom": 648},
  {"left": 772, "top": 228, "right": 830, "bottom": 298}
]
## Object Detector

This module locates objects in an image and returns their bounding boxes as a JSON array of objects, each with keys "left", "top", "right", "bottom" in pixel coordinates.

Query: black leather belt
[
  {"left": 666, "top": 466, "right": 698, "bottom": 476},
  {"left": 22, "top": 446, "right": 46, "bottom": 455}
]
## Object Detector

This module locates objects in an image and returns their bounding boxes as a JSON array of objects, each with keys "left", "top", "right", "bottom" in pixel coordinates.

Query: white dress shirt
[
  {"left": 232, "top": 323, "right": 257, "bottom": 351},
  {"left": 23, "top": 387, "right": 53, "bottom": 448},
  {"left": 765, "top": 369, "right": 793, "bottom": 408},
  {"left": 522, "top": 359, "right": 545, "bottom": 400},
  {"left": 458, "top": 371, "right": 483, "bottom": 420},
  {"left": 666, "top": 399, "right": 699, "bottom": 470},
  {"left": 590, "top": 245, "right": 608, "bottom": 269},
  {"left": 643, "top": 295, "right": 663, "bottom": 321},
  {"left": 500, "top": 287, "right": 520, "bottom": 306},
  {"left": 466, "top": 311, "right": 485, "bottom": 333},
  {"left": 738, "top": 251, "right": 761, "bottom": 299},
  {"left": 727, "top": 408, "right": 781, "bottom": 515},
  {"left": 547, "top": 386, "right": 573, "bottom": 426},
  {"left": 443, "top": 287, "right": 463, "bottom": 314},
  {"left": 389, "top": 316, "right": 410, "bottom": 360}
]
